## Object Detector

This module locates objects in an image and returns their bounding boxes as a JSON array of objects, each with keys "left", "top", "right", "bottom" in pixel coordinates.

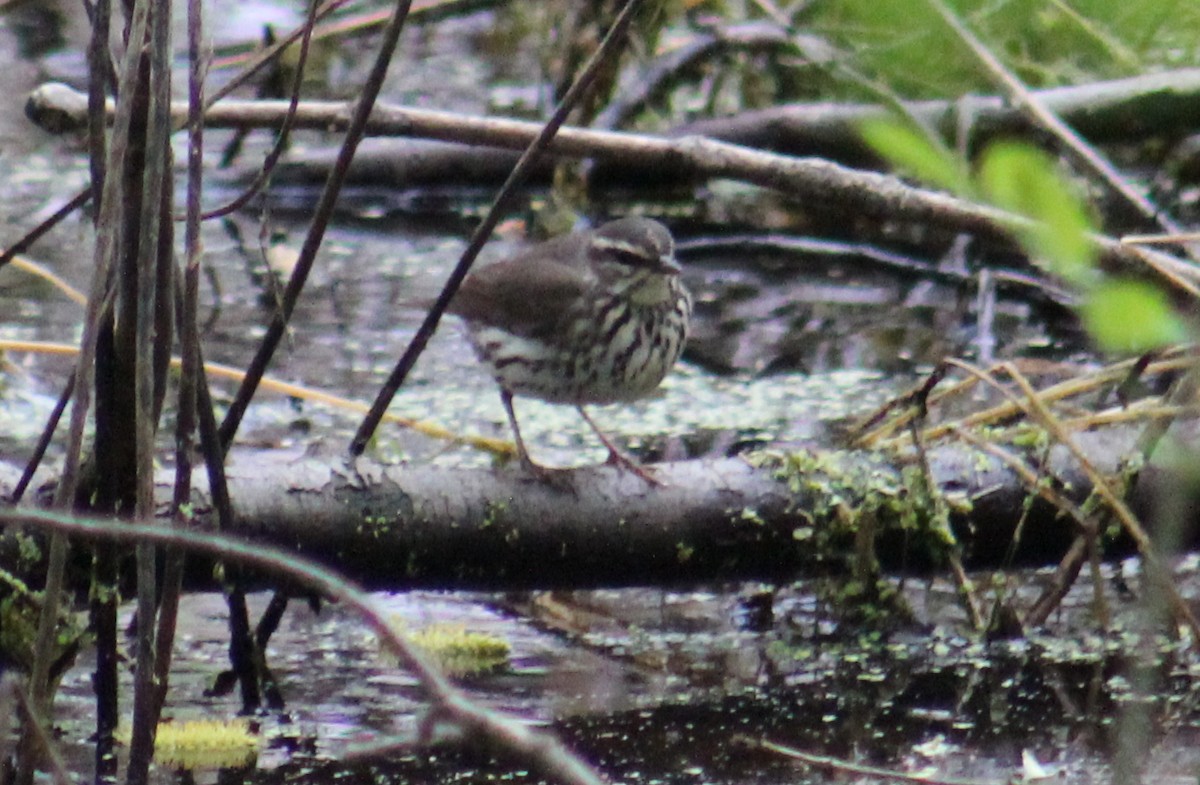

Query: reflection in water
[{"left": 6, "top": 2, "right": 67, "bottom": 59}]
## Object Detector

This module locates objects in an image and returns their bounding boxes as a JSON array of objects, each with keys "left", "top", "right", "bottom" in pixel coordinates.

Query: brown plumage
[{"left": 448, "top": 217, "right": 691, "bottom": 483}]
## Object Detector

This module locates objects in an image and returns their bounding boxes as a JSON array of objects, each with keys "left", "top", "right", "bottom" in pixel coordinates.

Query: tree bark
[
  {"left": 4, "top": 423, "right": 1195, "bottom": 591},
  {"left": 50, "top": 422, "right": 1200, "bottom": 587}
]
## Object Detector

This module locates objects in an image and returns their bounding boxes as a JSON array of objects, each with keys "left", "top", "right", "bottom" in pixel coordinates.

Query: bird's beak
[{"left": 658, "top": 254, "right": 682, "bottom": 274}]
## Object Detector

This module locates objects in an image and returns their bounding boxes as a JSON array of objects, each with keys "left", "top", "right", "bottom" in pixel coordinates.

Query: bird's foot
[
  {"left": 603, "top": 448, "right": 665, "bottom": 487},
  {"left": 517, "top": 454, "right": 579, "bottom": 493},
  {"left": 575, "top": 406, "right": 666, "bottom": 487}
]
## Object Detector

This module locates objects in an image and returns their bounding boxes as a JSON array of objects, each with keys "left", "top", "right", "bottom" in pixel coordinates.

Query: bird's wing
[{"left": 448, "top": 256, "right": 592, "bottom": 338}]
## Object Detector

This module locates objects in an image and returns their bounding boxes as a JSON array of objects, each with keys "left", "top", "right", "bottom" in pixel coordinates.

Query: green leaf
[
  {"left": 1081, "top": 278, "right": 1190, "bottom": 353},
  {"left": 978, "top": 142, "right": 1098, "bottom": 285},
  {"left": 860, "top": 117, "right": 972, "bottom": 196}
]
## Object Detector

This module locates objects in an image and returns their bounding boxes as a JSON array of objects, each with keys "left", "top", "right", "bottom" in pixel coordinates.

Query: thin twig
[
  {"left": 923, "top": 0, "right": 1194, "bottom": 247},
  {"left": 350, "top": 0, "right": 659, "bottom": 454},
  {"left": 35, "top": 81, "right": 1200, "bottom": 296},
  {"left": 205, "top": 0, "right": 354, "bottom": 107},
  {"left": 751, "top": 735, "right": 1003, "bottom": 785},
  {"left": 0, "top": 506, "right": 607, "bottom": 785},
  {"left": 1001, "top": 363, "right": 1200, "bottom": 645},
  {"left": 0, "top": 338, "right": 516, "bottom": 457},
  {"left": 198, "top": 0, "right": 320, "bottom": 219},
  {"left": 906, "top": 419, "right": 983, "bottom": 630},
  {"left": 12, "top": 684, "right": 72, "bottom": 785},
  {"left": 84, "top": 0, "right": 110, "bottom": 207},
  {"left": 16, "top": 1, "right": 151, "bottom": 779},
  {"left": 860, "top": 351, "right": 1194, "bottom": 448},
  {"left": 9, "top": 372, "right": 74, "bottom": 504},
  {"left": 207, "top": 0, "right": 415, "bottom": 706},
  {"left": 154, "top": 0, "right": 210, "bottom": 716},
  {"left": 218, "top": 0, "right": 415, "bottom": 452},
  {"left": 948, "top": 425, "right": 1105, "bottom": 628},
  {"left": 0, "top": 191, "right": 92, "bottom": 271},
  {"left": 128, "top": 0, "right": 174, "bottom": 777}
]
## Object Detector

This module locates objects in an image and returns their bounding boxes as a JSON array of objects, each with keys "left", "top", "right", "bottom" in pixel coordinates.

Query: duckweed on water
[
  {"left": 380, "top": 619, "right": 511, "bottom": 676},
  {"left": 116, "top": 719, "right": 258, "bottom": 770}
]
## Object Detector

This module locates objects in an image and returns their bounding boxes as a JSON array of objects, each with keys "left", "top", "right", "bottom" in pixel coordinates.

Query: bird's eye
[{"left": 613, "top": 249, "right": 651, "bottom": 267}]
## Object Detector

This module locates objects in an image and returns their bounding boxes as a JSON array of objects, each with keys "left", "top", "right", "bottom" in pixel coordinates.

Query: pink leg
[
  {"left": 501, "top": 390, "right": 547, "bottom": 477},
  {"left": 501, "top": 391, "right": 574, "bottom": 489},
  {"left": 577, "top": 406, "right": 663, "bottom": 486}
]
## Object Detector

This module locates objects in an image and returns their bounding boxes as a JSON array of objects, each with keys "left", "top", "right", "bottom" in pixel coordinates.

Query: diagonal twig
[
  {"left": 923, "top": 0, "right": 1198, "bottom": 255},
  {"left": 349, "top": 0, "right": 653, "bottom": 455},
  {"left": 218, "top": 0, "right": 415, "bottom": 452},
  {"left": 1, "top": 506, "right": 607, "bottom": 785}
]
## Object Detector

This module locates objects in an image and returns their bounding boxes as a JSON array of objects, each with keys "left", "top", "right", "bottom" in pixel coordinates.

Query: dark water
[{"left": 44, "top": 564, "right": 1200, "bottom": 784}]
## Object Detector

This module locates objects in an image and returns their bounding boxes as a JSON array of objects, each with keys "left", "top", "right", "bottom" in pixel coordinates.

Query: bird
[{"left": 447, "top": 216, "right": 692, "bottom": 484}]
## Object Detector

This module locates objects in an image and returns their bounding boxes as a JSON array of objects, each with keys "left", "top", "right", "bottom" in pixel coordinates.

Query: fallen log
[{"left": 3, "top": 422, "right": 1194, "bottom": 591}]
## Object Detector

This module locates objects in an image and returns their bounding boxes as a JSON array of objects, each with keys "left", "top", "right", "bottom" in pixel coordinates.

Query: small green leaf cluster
[{"left": 863, "top": 118, "right": 1190, "bottom": 354}]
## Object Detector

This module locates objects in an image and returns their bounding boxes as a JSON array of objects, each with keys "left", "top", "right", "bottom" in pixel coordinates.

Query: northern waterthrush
[{"left": 448, "top": 217, "right": 692, "bottom": 483}]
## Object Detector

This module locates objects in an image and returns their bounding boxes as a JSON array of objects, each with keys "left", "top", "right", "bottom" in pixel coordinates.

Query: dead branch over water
[
  {"left": 28, "top": 81, "right": 1200, "bottom": 299},
  {"left": 5, "top": 422, "right": 1192, "bottom": 591}
]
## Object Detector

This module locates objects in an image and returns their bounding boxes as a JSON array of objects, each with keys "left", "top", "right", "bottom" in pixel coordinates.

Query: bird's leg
[
  {"left": 500, "top": 390, "right": 572, "bottom": 487},
  {"left": 577, "top": 406, "right": 663, "bottom": 487},
  {"left": 500, "top": 390, "right": 540, "bottom": 473}
]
